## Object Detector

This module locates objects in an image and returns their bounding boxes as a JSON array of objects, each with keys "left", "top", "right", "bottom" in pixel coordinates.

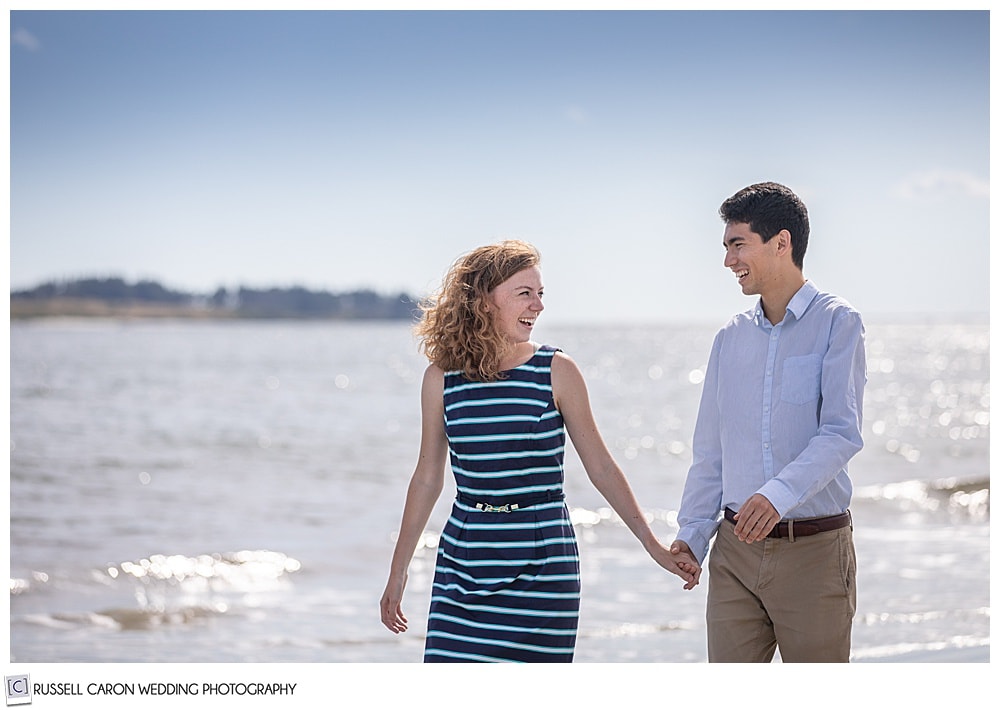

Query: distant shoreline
[
  {"left": 9, "top": 297, "right": 415, "bottom": 321},
  {"left": 10, "top": 277, "right": 420, "bottom": 320}
]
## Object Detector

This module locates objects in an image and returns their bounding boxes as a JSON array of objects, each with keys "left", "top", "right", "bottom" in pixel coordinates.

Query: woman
[{"left": 379, "top": 240, "right": 700, "bottom": 662}]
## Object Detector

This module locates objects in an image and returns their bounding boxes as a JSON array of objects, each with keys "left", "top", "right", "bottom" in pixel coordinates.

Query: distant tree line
[
  {"left": 11, "top": 277, "right": 420, "bottom": 320},
  {"left": 14, "top": 277, "right": 191, "bottom": 304},
  {"left": 217, "top": 285, "right": 419, "bottom": 319}
]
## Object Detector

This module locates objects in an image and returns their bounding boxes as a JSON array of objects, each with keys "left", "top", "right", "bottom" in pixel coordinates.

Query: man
[{"left": 671, "top": 181, "right": 867, "bottom": 662}]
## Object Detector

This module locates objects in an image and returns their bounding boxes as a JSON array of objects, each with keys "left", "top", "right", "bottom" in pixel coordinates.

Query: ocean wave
[
  {"left": 22, "top": 606, "right": 223, "bottom": 631},
  {"left": 849, "top": 634, "right": 991, "bottom": 662},
  {"left": 10, "top": 549, "right": 302, "bottom": 623},
  {"left": 854, "top": 476, "right": 989, "bottom": 520}
]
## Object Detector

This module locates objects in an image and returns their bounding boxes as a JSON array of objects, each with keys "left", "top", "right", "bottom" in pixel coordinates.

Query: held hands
[
  {"left": 665, "top": 495, "right": 781, "bottom": 590},
  {"left": 650, "top": 540, "right": 702, "bottom": 590},
  {"left": 379, "top": 572, "right": 409, "bottom": 634}
]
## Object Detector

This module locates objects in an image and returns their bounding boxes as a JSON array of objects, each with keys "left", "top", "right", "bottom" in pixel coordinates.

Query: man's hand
[{"left": 733, "top": 494, "right": 780, "bottom": 543}]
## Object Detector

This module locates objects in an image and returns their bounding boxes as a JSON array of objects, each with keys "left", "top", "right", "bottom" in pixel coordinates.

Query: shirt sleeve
[
  {"left": 758, "top": 309, "right": 867, "bottom": 516},
  {"left": 675, "top": 330, "right": 725, "bottom": 563}
]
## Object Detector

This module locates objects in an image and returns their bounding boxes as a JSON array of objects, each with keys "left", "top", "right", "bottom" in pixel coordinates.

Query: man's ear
[{"left": 775, "top": 229, "right": 792, "bottom": 257}]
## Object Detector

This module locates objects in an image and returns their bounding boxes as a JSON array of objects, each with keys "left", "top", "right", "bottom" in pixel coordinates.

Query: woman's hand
[
  {"left": 650, "top": 540, "right": 702, "bottom": 590},
  {"left": 379, "top": 572, "right": 409, "bottom": 633}
]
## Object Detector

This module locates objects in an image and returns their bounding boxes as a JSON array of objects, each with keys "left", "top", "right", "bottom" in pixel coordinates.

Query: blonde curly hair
[{"left": 415, "top": 240, "right": 541, "bottom": 382}]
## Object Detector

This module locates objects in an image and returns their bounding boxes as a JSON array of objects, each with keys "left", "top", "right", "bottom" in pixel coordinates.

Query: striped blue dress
[{"left": 424, "top": 345, "right": 581, "bottom": 663}]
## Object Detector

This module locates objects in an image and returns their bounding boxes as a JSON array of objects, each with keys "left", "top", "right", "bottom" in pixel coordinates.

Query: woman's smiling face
[{"left": 488, "top": 265, "right": 545, "bottom": 344}]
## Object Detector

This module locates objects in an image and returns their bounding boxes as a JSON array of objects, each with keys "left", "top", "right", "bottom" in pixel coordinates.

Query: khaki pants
[{"left": 706, "top": 518, "right": 857, "bottom": 662}]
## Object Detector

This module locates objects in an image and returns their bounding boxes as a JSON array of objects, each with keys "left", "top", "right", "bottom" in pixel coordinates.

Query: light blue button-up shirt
[{"left": 676, "top": 281, "right": 867, "bottom": 563}]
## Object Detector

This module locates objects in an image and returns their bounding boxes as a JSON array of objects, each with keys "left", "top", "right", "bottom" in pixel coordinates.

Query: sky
[{"left": 6, "top": 5, "right": 991, "bottom": 324}]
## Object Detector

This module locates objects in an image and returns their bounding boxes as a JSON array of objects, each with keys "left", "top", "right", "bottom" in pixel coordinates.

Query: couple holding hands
[{"left": 380, "top": 182, "right": 866, "bottom": 664}]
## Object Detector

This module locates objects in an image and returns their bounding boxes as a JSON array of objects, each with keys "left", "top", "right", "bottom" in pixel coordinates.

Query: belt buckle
[{"left": 476, "top": 502, "right": 518, "bottom": 513}]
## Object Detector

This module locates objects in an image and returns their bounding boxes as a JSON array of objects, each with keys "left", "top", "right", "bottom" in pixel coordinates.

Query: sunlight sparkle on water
[{"left": 114, "top": 550, "right": 301, "bottom": 586}]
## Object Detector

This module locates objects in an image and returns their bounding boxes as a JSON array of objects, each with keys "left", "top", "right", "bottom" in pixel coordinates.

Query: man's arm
[{"left": 673, "top": 332, "right": 726, "bottom": 563}]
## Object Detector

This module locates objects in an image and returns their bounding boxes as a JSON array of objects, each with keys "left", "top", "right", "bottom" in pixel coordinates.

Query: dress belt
[
  {"left": 456, "top": 489, "right": 565, "bottom": 513},
  {"left": 723, "top": 507, "right": 852, "bottom": 540}
]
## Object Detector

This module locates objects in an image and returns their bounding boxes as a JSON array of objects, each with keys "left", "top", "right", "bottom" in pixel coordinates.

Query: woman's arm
[
  {"left": 551, "top": 352, "right": 700, "bottom": 589},
  {"left": 379, "top": 365, "right": 450, "bottom": 632}
]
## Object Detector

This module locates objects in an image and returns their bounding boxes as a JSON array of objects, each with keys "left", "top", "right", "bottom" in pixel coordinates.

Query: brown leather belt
[{"left": 724, "top": 508, "right": 851, "bottom": 541}]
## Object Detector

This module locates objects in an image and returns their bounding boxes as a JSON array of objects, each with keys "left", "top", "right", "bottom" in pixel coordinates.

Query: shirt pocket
[{"left": 781, "top": 353, "right": 823, "bottom": 405}]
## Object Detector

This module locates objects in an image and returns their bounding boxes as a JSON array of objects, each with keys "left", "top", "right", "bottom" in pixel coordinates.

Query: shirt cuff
[
  {"left": 757, "top": 481, "right": 795, "bottom": 519},
  {"left": 676, "top": 524, "right": 717, "bottom": 565}
]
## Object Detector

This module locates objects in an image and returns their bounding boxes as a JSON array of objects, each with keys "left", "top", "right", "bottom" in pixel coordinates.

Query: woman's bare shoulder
[{"left": 422, "top": 363, "right": 446, "bottom": 385}]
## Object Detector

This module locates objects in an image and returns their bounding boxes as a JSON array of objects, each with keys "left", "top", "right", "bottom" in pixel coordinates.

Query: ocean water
[{"left": 7, "top": 317, "right": 990, "bottom": 664}]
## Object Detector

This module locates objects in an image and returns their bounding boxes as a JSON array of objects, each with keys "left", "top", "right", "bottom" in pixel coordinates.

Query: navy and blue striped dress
[{"left": 424, "top": 345, "right": 581, "bottom": 663}]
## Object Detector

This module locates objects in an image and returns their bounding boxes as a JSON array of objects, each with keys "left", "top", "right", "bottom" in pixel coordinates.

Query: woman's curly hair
[{"left": 415, "top": 240, "right": 541, "bottom": 382}]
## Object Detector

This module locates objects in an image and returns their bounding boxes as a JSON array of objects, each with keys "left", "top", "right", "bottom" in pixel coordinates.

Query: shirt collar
[
  {"left": 753, "top": 280, "right": 818, "bottom": 326},
  {"left": 787, "top": 280, "right": 819, "bottom": 320}
]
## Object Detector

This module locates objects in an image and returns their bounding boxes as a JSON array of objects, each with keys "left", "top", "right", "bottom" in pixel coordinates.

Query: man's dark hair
[{"left": 719, "top": 182, "right": 810, "bottom": 269}]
